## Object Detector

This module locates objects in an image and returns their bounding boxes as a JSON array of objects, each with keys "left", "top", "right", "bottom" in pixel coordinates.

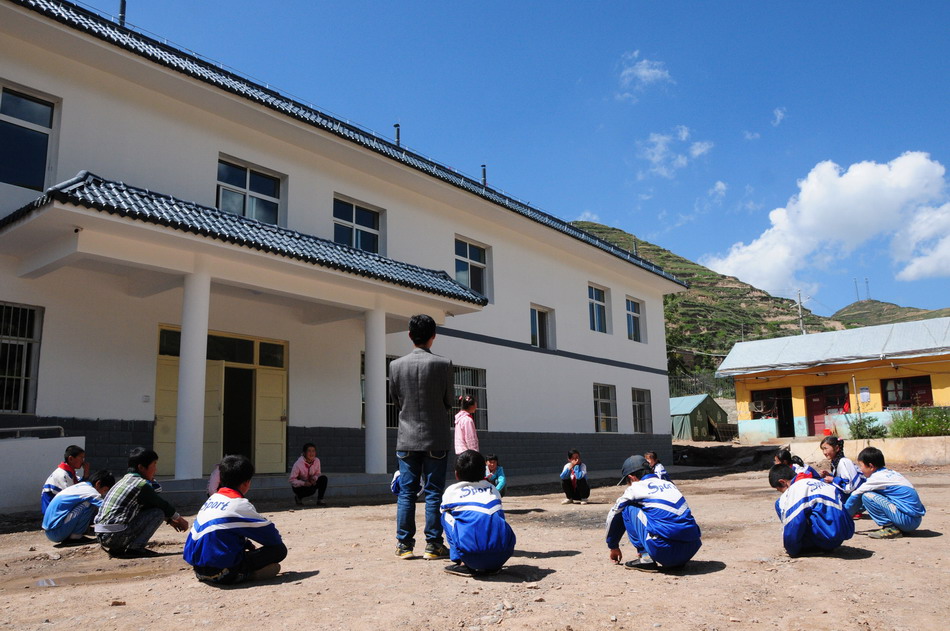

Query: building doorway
[
  {"left": 223, "top": 367, "right": 254, "bottom": 459},
  {"left": 751, "top": 387, "right": 794, "bottom": 438}
]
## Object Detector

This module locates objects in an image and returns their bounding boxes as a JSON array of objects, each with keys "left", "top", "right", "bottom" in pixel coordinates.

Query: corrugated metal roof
[
  {"left": 669, "top": 394, "right": 710, "bottom": 415},
  {"left": 6, "top": 0, "right": 686, "bottom": 289},
  {"left": 0, "top": 171, "right": 488, "bottom": 305},
  {"left": 716, "top": 318, "right": 950, "bottom": 376}
]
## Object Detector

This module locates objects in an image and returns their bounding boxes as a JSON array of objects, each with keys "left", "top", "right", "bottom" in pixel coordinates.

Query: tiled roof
[
  {"left": 8, "top": 0, "right": 686, "bottom": 289},
  {"left": 1, "top": 171, "right": 488, "bottom": 305}
]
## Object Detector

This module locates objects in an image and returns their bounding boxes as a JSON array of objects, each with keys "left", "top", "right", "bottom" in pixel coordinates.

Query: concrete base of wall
[{"left": 790, "top": 436, "right": 950, "bottom": 467}]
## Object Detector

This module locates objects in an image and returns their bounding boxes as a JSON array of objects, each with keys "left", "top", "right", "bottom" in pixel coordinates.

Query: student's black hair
[
  {"left": 769, "top": 464, "right": 795, "bottom": 489},
  {"left": 127, "top": 447, "right": 159, "bottom": 472},
  {"left": 455, "top": 450, "right": 486, "bottom": 483},
  {"left": 301, "top": 442, "right": 316, "bottom": 455},
  {"left": 485, "top": 453, "right": 500, "bottom": 464},
  {"left": 458, "top": 394, "right": 477, "bottom": 410},
  {"left": 857, "top": 446, "right": 885, "bottom": 470},
  {"left": 218, "top": 454, "right": 255, "bottom": 490},
  {"left": 408, "top": 314, "right": 436, "bottom": 346},
  {"left": 64, "top": 444, "right": 85, "bottom": 461},
  {"left": 87, "top": 469, "right": 115, "bottom": 489},
  {"left": 645, "top": 451, "right": 661, "bottom": 463},
  {"left": 567, "top": 449, "right": 581, "bottom": 459},
  {"left": 775, "top": 448, "right": 805, "bottom": 467},
  {"left": 820, "top": 435, "right": 845, "bottom": 472}
]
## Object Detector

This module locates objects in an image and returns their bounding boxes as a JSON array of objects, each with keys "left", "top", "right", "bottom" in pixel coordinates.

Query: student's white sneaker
[
  {"left": 578, "top": 500, "right": 589, "bottom": 505},
  {"left": 561, "top": 498, "right": 574, "bottom": 504}
]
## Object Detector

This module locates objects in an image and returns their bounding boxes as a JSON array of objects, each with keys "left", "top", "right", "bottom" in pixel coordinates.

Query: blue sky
[{"left": 81, "top": 1, "right": 949, "bottom": 316}]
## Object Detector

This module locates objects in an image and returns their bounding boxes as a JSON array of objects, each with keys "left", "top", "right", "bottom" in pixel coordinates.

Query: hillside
[
  {"left": 572, "top": 221, "right": 844, "bottom": 373},
  {"left": 832, "top": 300, "right": 950, "bottom": 325}
]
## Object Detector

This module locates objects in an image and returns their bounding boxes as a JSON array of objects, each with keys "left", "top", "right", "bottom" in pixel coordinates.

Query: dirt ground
[{"left": 0, "top": 464, "right": 947, "bottom": 631}]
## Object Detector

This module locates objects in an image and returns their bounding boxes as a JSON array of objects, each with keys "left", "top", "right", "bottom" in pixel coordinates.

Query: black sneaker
[
  {"left": 443, "top": 562, "right": 471, "bottom": 577},
  {"left": 624, "top": 555, "right": 659, "bottom": 572},
  {"left": 294, "top": 495, "right": 303, "bottom": 506},
  {"left": 423, "top": 542, "right": 449, "bottom": 560},
  {"left": 395, "top": 543, "right": 414, "bottom": 559}
]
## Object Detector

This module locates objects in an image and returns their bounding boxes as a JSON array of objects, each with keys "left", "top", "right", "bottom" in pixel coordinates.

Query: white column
[
  {"left": 364, "top": 307, "right": 387, "bottom": 474},
  {"left": 175, "top": 266, "right": 211, "bottom": 480}
]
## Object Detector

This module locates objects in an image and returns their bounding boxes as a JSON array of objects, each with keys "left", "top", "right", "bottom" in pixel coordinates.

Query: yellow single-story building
[{"left": 716, "top": 318, "right": 950, "bottom": 443}]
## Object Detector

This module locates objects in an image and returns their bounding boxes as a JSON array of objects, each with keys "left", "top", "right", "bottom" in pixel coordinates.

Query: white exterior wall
[{"left": 0, "top": 9, "right": 677, "bottom": 441}]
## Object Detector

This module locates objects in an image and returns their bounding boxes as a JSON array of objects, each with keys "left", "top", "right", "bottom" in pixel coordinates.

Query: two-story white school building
[{"left": 0, "top": 0, "right": 686, "bottom": 480}]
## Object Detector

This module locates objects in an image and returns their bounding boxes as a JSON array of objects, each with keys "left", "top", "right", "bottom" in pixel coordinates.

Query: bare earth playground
[{"left": 0, "top": 464, "right": 947, "bottom": 631}]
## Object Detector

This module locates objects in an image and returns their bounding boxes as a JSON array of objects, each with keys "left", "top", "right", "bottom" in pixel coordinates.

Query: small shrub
[
  {"left": 888, "top": 407, "right": 950, "bottom": 438},
  {"left": 846, "top": 413, "right": 888, "bottom": 439}
]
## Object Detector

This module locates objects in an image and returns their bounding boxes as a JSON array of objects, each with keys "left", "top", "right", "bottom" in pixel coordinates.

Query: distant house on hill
[
  {"left": 717, "top": 318, "right": 950, "bottom": 443},
  {"left": 669, "top": 394, "right": 729, "bottom": 442}
]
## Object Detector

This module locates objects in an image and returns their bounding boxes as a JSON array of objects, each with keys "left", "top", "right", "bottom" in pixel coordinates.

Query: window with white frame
[
  {"left": 0, "top": 86, "right": 55, "bottom": 191},
  {"left": 455, "top": 238, "right": 488, "bottom": 296},
  {"left": 530, "top": 306, "right": 555, "bottom": 349},
  {"left": 594, "top": 383, "right": 617, "bottom": 433},
  {"left": 333, "top": 197, "right": 382, "bottom": 254},
  {"left": 452, "top": 365, "right": 488, "bottom": 431},
  {"left": 588, "top": 284, "right": 608, "bottom": 333},
  {"left": 0, "top": 301, "right": 43, "bottom": 414},
  {"left": 626, "top": 297, "right": 644, "bottom": 342},
  {"left": 632, "top": 388, "right": 653, "bottom": 433},
  {"left": 216, "top": 158, "right": 281, "bottom": 224}
]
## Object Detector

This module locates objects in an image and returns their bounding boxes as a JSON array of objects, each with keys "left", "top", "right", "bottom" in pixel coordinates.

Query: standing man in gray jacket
[{"left": 388, "top": 314, "right": 454, "bottom": 560}]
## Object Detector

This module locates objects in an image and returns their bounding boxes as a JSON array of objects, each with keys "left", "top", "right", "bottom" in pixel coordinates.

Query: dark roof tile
[{"left": 1, "top": 171, "right": 487, "bottom": 305}]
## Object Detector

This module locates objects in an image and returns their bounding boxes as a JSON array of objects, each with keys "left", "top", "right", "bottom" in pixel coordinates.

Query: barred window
[
  {"left": 0, "top": 301, "right": 43, "bottom": 413},
  {"left": 594, "top": 383, "right": 617, "bottom": 433},
  {"left": 452, "top": 365, "right": 488, "bottom": 431},
  {"left": 632, "top": 388, "right": 653, "bottom": 433}
]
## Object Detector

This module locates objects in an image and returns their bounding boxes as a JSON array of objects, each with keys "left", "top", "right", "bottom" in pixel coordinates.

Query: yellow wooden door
[
  {"left": 203, "top": 361, "right": 225, "bottom": 475},
  {"left": 153, "top": 359, "right": 225, "bottom": 476},
  {"left": 254, "top": 367, "right": 287, "bottom": 474},
  {"left": 153, "top": 358, "right": 179, "bottom": 476}
]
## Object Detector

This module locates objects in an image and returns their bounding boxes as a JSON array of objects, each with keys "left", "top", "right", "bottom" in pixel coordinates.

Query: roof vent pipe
[
  {"left": 118, "top": 0, "right": 126, "bottom": 26},
  {"left": 393, "top": 123, "right": 400, "bottom": 147},
  {"left": 481, "top": 164, "right": 487, "bottom": 187}
]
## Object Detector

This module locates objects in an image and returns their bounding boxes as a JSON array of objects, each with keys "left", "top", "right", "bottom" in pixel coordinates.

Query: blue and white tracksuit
[
  {"left": 40, "top": 465, "right": 81, "bottom": 515},
  {"left": 827, "top": 456, "right": 865, "bottom": 500},
  {"left": 41, "top": 481, "right": 102, "bottom": 543},
  {"left": 844, "top": 468, "right": 925, "bottom": 532},
  {"left": 441, "top": 480, "right": 516, "bottom": 572},
  {"left": 775, "top": 476, "right": 854, "bottom": 556},
  {"left": 605, "top": 474, "right": 702, "bottom": 568},
  {"left": 184, "top": 488, "right": 284, "bottom": 572},
  {"left": 793, "top": 463, "right": 821, "bottom": 480},
  {"left": 652, "top": 463, "right": 671, "bottom": 482}
]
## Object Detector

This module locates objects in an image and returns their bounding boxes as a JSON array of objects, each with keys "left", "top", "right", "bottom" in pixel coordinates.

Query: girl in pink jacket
[
  {"left": 454, "top": 395, "right": 479, "bottom": 454},
  {"left": 289, "top": 443, "right": 328, "bottom": 506}
]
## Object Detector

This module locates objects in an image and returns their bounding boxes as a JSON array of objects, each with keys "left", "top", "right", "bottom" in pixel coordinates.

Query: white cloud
[
  {"left": 701, "top": 152, "right": 948, "bottom": 297},
  {"left": 771, "top": 107, "right": 787, "bottom": 127},
  {"left": 637, "top": 126, "right": 713, "bottom": 179},
  {"left": 893, "top": 202, "right": 950, "bottom": 280},
  {"left": 690, "top": 141, "right": 714, "bottom": 158},
  {"left": 576, "top": 211, "right": 601, "bottom": 223},
  {"left": 709, "top": 180, "right": 728, "bottom": 200},
  {"left": 617, "top": 51, "right": 673, "bottom": 100},
  {"left": 743, "top": 130, "right": 761, "bottom": 140}
]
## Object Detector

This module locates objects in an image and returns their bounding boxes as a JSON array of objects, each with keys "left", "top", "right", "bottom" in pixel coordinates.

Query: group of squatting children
[
  {"left": 35, "top": 435, "right": 927, "bottom": 584},
  {"left": 770, "top": 436, "right": 927, "bottom": 556}
]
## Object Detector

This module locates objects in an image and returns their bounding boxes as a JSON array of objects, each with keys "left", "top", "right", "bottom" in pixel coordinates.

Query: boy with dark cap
[{"left": 605, "top": 455, "right": 702, "bottom": 571}]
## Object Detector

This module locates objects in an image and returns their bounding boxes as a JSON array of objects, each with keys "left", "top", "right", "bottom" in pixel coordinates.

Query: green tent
[{"left": 670, "top": 394, "right": 729, "bottom": 441}]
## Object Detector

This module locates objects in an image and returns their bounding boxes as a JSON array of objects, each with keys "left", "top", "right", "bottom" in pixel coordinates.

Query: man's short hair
[
  {"left": 485, "top": 453, "right": 499, "bottom": 464},
  {"left": 87, "top": 469, "right": 115, "bottom": 489},
  {"left": 408, "top": 314, "right": 437, "bottom": 346},
  {"left": 857, "top": 446, "right": 885, "bottom": 469},
  {"left": 455, "top": 450, "right": 486, "bottom": 483},
  {"left": 769, "top": 464, "right": 794, "bottom": 489},
  {"left": 64, "top": 445, "right": 85, "bottom": 461},
  {"left": 127, "top": 447, "right": 159, "bottom": 472},
  {"left": 218, "top": 454, "right": 255, "bottom": 490}
]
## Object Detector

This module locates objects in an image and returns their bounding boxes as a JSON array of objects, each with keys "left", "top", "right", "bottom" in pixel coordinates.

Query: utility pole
[
  {"left": 865, "top": 278, "right": 871, "bottom": 301},
  {"left": 854, "top": 278, "right": 860, "bottom": 302},
  {"left": 797, "top": 289, "right": 806, "bottom": 335}
]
